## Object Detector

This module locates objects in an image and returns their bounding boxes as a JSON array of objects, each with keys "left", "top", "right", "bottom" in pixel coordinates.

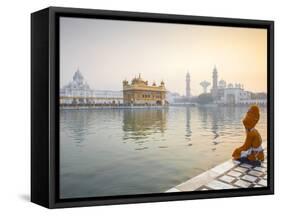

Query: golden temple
[{"left": 123, "top": 74, "right": 166, "bottom": 105}]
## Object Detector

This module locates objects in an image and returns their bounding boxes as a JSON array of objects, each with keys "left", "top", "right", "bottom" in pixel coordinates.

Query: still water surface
[{"left": 60, "top": 106, "right": 267, "bottom": 198}]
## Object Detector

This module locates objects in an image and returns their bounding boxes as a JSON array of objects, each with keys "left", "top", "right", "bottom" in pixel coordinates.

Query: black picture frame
[{"left": 31, "top": 6, "right": 274, "bottom": 208}]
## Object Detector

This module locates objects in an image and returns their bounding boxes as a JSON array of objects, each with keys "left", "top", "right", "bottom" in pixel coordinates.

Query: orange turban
[{"left": 243, "top": 105, "right": 260, "bottom": 129}]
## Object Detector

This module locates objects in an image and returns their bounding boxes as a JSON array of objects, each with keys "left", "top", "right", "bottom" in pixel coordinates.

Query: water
[{"left": 60, "top": 106, "right": 267, "bottom": 199}]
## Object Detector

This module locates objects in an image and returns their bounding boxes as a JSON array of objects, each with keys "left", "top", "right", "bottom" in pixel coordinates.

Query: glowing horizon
[{"left": 60, "top": 17, "right": 267, "bottom": 96}]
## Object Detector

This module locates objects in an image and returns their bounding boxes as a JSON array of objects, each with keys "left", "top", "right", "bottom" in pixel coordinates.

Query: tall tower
[
  {"left": 212, "top": 65, "right": 218, "bottom": 98},
  {"left": 186, "top": 72, "right": 191, "bottom": 98}
]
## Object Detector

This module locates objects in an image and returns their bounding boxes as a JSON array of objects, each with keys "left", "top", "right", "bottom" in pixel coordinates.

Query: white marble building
[
  {"left": 60, "top": 69, "right": 123, "bottom": 105},
  {"left": 216, "top": 80, "right": 266, "bottom": 105},
  {"left": 207, "top": 66, "right": 267, "bottom": 105}
]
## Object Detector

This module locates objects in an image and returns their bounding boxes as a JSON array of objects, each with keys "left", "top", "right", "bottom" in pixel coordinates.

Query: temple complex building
[
  {"left": 205, "top": 66, "right": 266, "bottom": 105},
  {"left": 60, "top": 69, "right": 123, "bottom": 105},
  {"left": 123, "top": 74, "right": 166, "bottom": 105}
]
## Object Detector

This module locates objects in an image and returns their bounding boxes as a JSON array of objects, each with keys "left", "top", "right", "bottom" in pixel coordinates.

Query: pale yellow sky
[{"left": 60, "top": 17, "right": 267, "bottom": 95}]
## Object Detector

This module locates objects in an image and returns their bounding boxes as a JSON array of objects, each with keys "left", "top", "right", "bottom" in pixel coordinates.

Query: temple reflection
[
  {"left": 185, "top": 107, "right": 192, "bottom": 142},
  {"left": 209, "top": 108, "right": 220, "bottom": 145},
  {"left": 196, "top": 106, "right": 250, "bottom": 146},
  {"left": 122, "top": 109, "right": 167, "bottom": 141},
  {"left": 197, "top": 106, "right": 209, "bottom": 131},
  {"left": 60, "top": 110, "right": 96, "bottom": 144}
]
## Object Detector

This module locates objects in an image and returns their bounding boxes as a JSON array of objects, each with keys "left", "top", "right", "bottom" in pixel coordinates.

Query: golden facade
[{"left": 123, "top": 74, "right": 166, "bottom": 105}]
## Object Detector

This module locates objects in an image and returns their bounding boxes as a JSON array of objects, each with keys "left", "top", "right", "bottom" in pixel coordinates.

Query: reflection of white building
[{"left": 60, "top": 69, "right": 123, "bottom": 105}]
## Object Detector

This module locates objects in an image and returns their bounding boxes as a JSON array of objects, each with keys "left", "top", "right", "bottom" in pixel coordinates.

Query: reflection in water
[
  {"left": 122, "top": 109, "right": 167, "bottom": 142},
  {"left": 210, "top": 109, "right": 219, "bottom": 144},
  {"left": 60, "top": 106, "right": 267, "bottom": 199},
  {"left": 60, "top": 110, "right": 94, "bottom": 145},
  {"left": 185, "top": 107, "right": 192, "bottom": 143}
]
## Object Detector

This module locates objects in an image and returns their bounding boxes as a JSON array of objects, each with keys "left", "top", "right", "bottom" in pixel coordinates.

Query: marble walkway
[{"left": 166, "top": 148, "right": 267, "bottom": 192}]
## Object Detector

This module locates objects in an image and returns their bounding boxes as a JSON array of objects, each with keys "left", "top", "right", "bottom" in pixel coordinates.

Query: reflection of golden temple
[
  {"left": 123, "top": 74, "right": 166, "bottom": 105},
  {"left": 123, "top": 109, "right": 167, "bottom": 140}
]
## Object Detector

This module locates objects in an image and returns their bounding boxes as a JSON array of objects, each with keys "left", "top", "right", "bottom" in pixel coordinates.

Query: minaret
[
  {"left": 186, "top": 72, "right": 191, "bottom": 98},
  {"left": 212, "top": 65, "right": 218, "bottom": 98}
]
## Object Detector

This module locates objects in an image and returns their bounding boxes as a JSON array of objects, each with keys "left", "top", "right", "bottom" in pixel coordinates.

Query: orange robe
[
  {"left": 232, "top": 105, "right": 264, "bottom": 161},
  {"left": 232, "top": 128, "right": 264, "bottom": 161}
]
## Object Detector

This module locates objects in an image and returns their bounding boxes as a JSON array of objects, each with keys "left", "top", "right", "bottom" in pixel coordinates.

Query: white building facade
[
  {"left": 60, "top": 69, "right": 123, "bottom": 105},
  {"left": 214, "top": 76, "right": 266, "bottom": 105}
]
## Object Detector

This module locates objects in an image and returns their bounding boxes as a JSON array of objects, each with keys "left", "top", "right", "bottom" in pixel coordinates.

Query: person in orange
[{"left": 232, "top": 105, "right": 264, "bottom": 165}]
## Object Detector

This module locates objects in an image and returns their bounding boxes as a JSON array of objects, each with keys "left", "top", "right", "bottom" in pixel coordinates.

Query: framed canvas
[{"left": 31, "top": 6, "right": 274, "bottom": 208}]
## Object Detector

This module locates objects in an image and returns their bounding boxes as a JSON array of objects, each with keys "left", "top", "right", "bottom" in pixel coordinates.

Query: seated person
[{"left": 232, "top": 105, "right": 264, "bottom": 165}]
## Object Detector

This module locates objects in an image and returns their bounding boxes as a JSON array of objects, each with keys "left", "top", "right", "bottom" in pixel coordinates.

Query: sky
[{"left": 60, "top": 17, "right": 267, "bottom": 96}]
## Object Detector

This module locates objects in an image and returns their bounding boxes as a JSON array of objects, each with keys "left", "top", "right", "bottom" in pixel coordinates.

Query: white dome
[{"left": 219, "top": 80, "right": 226, "bottom": 88}]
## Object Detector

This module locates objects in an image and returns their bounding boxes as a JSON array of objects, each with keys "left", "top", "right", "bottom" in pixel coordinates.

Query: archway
[{"left": 226, "top": 94, "right": 235, "bottom": 105}]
